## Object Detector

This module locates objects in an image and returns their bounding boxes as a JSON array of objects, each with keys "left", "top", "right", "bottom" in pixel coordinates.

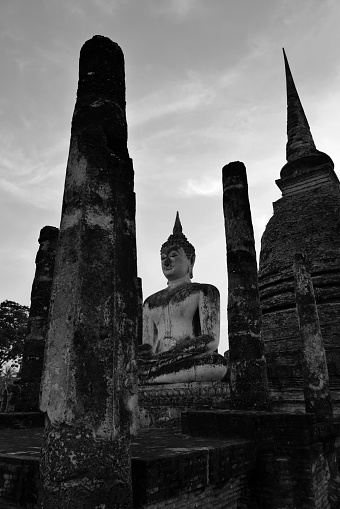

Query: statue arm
[
  {"left": 141, "top": 301, "right": 157, "bottom": 355},
  {"left": 198, "top": 284, "right": 220, "bottom": 352}
]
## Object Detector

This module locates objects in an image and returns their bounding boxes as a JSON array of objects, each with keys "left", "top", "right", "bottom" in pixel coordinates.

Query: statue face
[{"left": 161, "top": 245, "right": 192, "bottom": 281}]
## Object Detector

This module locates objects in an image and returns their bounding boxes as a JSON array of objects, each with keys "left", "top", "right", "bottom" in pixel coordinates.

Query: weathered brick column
[
  {"left": 16, "top": 226, "right": 58, "bottom": 412},
  {"left": 293, "top": 253, "right": 333, "bottom": 419},
  {"left": 223, "top": 161, "right": 269, "bottom": 410},
  {"left": 137, "top": 277, "right": 143, "bottom": 346},
  {"left": 40, "top": 36, "right": 138, "bottom": 508}
]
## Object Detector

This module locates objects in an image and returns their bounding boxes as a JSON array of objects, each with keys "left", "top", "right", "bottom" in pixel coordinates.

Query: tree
[
  {"left": 0, "top": 300, "right": 29, "bottom": 370},
  {"left": 0, "top": 364, "right": 17, "bottom": 393}
]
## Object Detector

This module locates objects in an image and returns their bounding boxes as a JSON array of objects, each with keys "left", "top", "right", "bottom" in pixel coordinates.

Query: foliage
[
  {"left": 0, "top": 364, "right": 17, "bottom": 394},
  {"left": 0, "top": 300, "right": 29, "bottom": 370}
]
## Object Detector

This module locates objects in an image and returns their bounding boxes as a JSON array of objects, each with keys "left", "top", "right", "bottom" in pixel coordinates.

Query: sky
[{"left": 1, "top": 0, "right": 340, "bottom": 355}]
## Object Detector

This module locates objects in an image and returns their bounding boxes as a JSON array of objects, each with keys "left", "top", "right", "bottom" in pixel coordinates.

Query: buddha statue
[{"left": 138, "top": 212, "right": 228, "bottom": 384}]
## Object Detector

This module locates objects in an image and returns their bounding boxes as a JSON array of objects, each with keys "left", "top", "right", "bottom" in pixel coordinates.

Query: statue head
[{"left": 161, "top": 212, "right": 196, "bottom": 281}]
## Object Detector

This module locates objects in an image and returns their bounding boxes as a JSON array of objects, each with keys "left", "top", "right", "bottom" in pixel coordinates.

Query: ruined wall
[
  {"left": 17, "top": 226, "right": 59, "bottom": 412},
  {"left": 259, "top": 183, "right": 340, "bottom": 399}
]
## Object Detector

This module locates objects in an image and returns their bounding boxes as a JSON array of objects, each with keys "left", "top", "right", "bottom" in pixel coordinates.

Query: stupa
[{"left": 258, "top": 50, "right": 340, "bottom": 410}]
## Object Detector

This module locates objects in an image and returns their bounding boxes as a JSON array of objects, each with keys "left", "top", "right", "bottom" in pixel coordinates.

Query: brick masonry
[
  {"left": 259, "top": 182, "right": 340, "bottom": 405},
  {"left": 39, "top": 35, "right": 139, "bottom": 508},
  {"left": 182, "top": 410, "right": 340, "bottom": 509},
  {"left": 222, "top": 161, "right": 269, "bottom": 411},
  {"left": 0, "top": 426, "right": 256, "bottom": 509},
  {"left": 17, "top": 226, "right": 58, "bottom": 412}
]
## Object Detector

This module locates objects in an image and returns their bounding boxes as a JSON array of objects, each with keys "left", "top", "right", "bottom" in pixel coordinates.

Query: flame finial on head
[
  {"left": 173, "top": 211, "right": 182, "bottom": 234},
  {"left": 161, "top": 212, "right": 195, "bottom": 259}
]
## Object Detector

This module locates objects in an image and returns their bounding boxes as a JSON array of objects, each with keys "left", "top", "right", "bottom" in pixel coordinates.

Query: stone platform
[
  {"left": 1, "top": 410, "right": 340, "bottom": 508},
  {"left": 138, "top": 381, "right": 230, "bottom": 428},
  {"left": 0, "top": 425, "right": 255, "bottom": 509},
  {"left": 182, "top": 409, "right": 340, "bottom": 509}
]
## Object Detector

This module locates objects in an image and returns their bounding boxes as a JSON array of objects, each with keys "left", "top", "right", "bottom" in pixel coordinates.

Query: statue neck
[{"left": 166, "top": 274, "right": 191, "bottom": 288}]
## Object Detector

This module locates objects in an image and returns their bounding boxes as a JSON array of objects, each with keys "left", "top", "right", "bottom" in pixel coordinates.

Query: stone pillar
[
  {"left": 39, "top": 36, "right": 138, "bottom": 508},
  {"left": 137, "top": 277, "right": 143, "bottom": 346},
  {"left": 222, "top": 161, "right": 269, "bottom": 410},
  {"left": 16, "top": 226, "right": 58, "bottom": 412},
  {"left": 293, "top": 252, "right": 333, "bottom": 419}
]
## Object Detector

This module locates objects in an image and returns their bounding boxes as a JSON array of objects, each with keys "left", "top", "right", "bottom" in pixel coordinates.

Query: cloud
[
  {"left": 0, "top": 246, "right": 34, "bottom": 264},
  {"left": 273, "top": 0, "right": 332, "bottom": 27},
  {"left": 13, "top": 55, "right": 33, "bottom": 73},
  {"left": 64, "top": 0, "right": 88, "bottom": 18},
  {"left": 89, "top": 0, "right": 128, "bottom": 15},
  {"left": 181, "top": 177, "right": 221, "bottom": 197},
  {"left": 0, "top": 25, "right": 23, "bottom": 43},
  {"left": 0, "top": 172, "right": 63, "bottom": 210},
  {"left": 37, "top": 47, "right": 67, "bottom": 67},
  {"left": 0, "top": 132, "right": 67, "bottom": 210},
  {"left": 149, "top": 0, "right": 200, "bottom": 21},
  {"left": 0, "top": 179, "right": 28, "bottom": 201},
  {"left": 253, "top": 214, "right": 270, "bottom": 234},
  {"left": 128, "top": 72, "right": 215, "bottom": 127}
]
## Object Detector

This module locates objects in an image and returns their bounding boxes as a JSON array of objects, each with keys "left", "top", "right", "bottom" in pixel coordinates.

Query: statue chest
[{"left": 150, "top": 294, "right": 200, "bottom": 347}]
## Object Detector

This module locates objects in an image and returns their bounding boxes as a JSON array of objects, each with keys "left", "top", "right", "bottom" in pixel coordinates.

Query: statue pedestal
[{"left": 138, "top": 381, "right": 230, "bottom": 428}]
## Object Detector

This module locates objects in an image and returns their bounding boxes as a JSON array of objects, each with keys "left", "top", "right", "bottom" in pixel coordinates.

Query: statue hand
[
  {"left": 138, "top": 343, "right": 154, "bottom": 359},
  {"left": 171, "top": 334, "right": 214, "bottom": 355}
]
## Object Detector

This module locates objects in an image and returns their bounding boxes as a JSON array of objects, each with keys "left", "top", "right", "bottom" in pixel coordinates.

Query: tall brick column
[
  {"left": 40, "top": 36, "right": 138, "bottom": 508},
  {"left": 223, "top": 161, "right": 269, "bottom": 410},
  {"left": 293, "top": 253, "right": 333, "bottom": 419},
  {"left": 16, "top": 226, "right": 58, "bottom": 412},
  {"left": 137, "top": 277, "right": 143, "bottom": 346}
]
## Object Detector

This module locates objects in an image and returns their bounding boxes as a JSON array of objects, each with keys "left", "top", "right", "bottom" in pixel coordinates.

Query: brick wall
[
  {"left": 139, "top": 473, "right": 251, "bottom": 509},
  {"left": 0, "top": 457, "right": 40, "bottom": 508},
  {"left": 259, "top": 183, "right": 340, "bottom": 400}
]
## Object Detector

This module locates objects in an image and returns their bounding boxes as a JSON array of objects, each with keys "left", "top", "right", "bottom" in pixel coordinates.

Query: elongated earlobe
[{"left": 189, "top": 254, "right": 196, "bottom": 279}]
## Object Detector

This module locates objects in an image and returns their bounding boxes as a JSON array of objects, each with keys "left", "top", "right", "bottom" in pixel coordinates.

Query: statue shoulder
[
  {"left": 192, "top": 282, "right": 220, "bottom": 299},
  {"left": 143, "top": 283, "right": 219, "bottom": 309},
  {"left": 143, "top": 288, "right": 168, "bottom": 309}
]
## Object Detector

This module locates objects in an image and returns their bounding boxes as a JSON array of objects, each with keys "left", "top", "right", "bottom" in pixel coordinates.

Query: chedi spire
[{"left": 283, "top": 48, "right": 317, "bottom": 163}]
